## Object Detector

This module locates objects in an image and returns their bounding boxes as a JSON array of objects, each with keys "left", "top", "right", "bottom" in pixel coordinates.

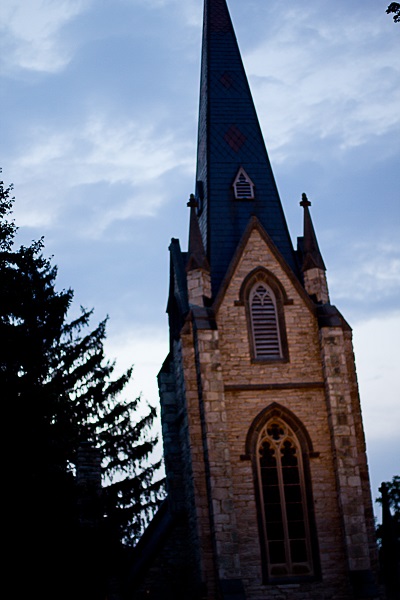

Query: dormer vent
[{"left": 233, "top": 167, "right": 255, "bottom": 200}]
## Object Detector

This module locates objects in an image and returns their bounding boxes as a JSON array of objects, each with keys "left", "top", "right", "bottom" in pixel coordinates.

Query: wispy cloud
[
  {"left": 0, "top": 0, "right": 92, "bottom": 72},
  {"left": 244, "top": 2, "right": 400, "bottom": 161},
  {"left": 10, "top": 113, "right": 193, "bottom": 234},
  {"left": 328, "top": 241, "right": 400, "bottom": 318}
]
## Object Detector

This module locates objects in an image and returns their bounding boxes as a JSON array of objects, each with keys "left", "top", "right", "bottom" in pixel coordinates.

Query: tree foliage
[
  {"left": 1, "top": 174, "right": 164, "bottom": 597},
  {"left": 375, "top": 474, "right": 400, "bottom": 548},
  {"left": 386, "top": 2, "right": 400, "bottom": 22},
  {"left": 376, "top": 476, "right": 400, "bottom": 598},
  {"left": 383, "top": 475, "right": 400, "bottom": 513},
  {"left": 376, "top": 475, "right": 400, "bottom": 525}
]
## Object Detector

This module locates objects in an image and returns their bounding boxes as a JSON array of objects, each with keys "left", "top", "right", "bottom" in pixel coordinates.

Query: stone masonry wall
[
  {"left": 179, "top": 327, "right": 218, "bottom": 596},
  {"left": 191, "top": 323, "right": 243, "bottom": 582},
  {"left": 208, "top": 227, "right": 380, "bottom": 599},
  {"left": 152, "top": 225, "right": 381, "bottom": 599},
  {"left": 319, "top": 326, "right": 372, "bottom": 574},
  {"left": 187, "top": 268, "right": 212, "bottom": 307},
  {"left": 303, "top": 266, "right": 329, "bottom": 304},
  {"left": 343, "top": 330, "right": 381, "bottom": 576}
]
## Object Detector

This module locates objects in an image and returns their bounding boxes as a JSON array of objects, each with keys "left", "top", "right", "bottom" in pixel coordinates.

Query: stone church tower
[{"left": 128, "top": 1, "right": 381, "bottom": 598}]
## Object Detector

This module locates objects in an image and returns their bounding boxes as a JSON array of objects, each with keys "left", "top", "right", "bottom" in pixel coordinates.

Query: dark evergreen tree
[{"left": 1, "top": 175, "right": 164, "bottom": 598}]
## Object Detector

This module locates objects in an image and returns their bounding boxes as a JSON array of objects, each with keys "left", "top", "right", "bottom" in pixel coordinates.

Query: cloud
[
  {"left": 243, "top": 2, "right": 400, "bottom": 161},
  {"left": 129, "top": 0, "right": 200, "bottom": 19},
  {"left": 104, "top": 324, "right": 168, "bottom": 407},
  {"left": 0, "top": 0, "right": 93, "bottom": 72},
  {"left": 353, "top": 313, "right": 400, "bottom": 441},
  {"left": 328, "top": 240, "right": 400, "bottom": 313},
  {"left": 9, "top": 113, "right": 193, "bottom": 234}
]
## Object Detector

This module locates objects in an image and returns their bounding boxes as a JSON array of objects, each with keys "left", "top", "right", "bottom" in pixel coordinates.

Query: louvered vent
[
  {"left": 233, "top": 167, "right": 255, "bottom": 199},
  {"left": 250, "top": 284, "right": 281, "bottom": 358}
]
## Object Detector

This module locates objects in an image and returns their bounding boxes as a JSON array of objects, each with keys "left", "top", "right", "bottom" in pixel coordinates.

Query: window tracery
[{"left": 257, "top": 417, "right": 314, "bottom": 580}]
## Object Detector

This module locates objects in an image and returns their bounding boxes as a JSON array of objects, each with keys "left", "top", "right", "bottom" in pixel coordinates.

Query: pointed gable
[{"left": 213, "top": 216, "right": 314, "bottom": 316}]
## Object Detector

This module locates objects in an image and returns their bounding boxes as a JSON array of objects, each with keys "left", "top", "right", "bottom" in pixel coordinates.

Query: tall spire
[{"left": 195, "top": 0, "right": 299, "bottom": 297}]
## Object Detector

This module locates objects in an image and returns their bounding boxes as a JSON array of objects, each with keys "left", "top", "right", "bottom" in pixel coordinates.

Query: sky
[{"left": 1, "top": 0, "right": 399, "bottom": 517}]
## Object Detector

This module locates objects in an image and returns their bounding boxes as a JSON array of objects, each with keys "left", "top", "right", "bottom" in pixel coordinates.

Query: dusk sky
[{"left": 1, "top": 0, "right": 399, "bottom": 516}]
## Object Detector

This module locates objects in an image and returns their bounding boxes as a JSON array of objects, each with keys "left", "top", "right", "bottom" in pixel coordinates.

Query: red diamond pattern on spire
[
  {"left": 220, "top": 72, "right": 233, "bottom": 89},
  {"left": 224, "top": 125, "right": 247, "bottom": 152}
]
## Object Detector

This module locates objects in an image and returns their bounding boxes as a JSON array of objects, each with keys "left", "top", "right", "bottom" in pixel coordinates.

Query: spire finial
[
  {"left": 300, "top": 192, "right": 311, "bottom": 208},
  {"left": 187, "top": 193, "right": 198, "bottom": 209}
]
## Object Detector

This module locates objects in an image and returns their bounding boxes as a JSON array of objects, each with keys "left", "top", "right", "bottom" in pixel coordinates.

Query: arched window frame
[
  {"left": 237, "top": 267, "right": 290, "bottom": 363},
  {"left": 245, "top": 403, "right": 321, "bottom": 584}
]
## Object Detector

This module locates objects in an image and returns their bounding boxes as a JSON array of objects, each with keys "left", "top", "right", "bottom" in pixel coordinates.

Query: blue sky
[{"left": 1, "top": 0, "right": 399, "bottom": 515}]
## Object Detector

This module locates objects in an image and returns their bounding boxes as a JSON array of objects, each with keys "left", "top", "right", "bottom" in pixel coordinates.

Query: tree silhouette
[
  {"left": 1, "top": 175, "right": 164, "bottom": 598},
  {"left": 386, "top": 3, "right": 400, "bottom": 23},
  {"left": 376, "top": 476, "right": 400, "bottom": 600}
]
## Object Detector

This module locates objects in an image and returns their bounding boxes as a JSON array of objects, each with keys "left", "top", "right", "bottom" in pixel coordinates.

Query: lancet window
[
  {"left": 257, "top": 417, "right": 314, "bottom": 580},
  {"left": 250, "top": 283, "right": 282, "bottom": 359}
]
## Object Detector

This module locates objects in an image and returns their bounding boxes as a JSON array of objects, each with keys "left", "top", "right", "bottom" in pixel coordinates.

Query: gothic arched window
[
  {"left": 250, "top": 283, "right": 282, "bottom": 359},
  {"left": 257, "top": 417, "right": 314, "bottom": 580},
  {"left": 237, "top": 267, "right": 290, "bottom": 362}
]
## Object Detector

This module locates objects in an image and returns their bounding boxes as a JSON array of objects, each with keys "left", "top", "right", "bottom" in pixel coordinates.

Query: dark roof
[
  {"left": 186, "top": 194, "right": 210, "bottom": 273},
  {"left": 166, "top": 239, "right": 189, "bottom": 343},
  {"left": 125, "top": 501, "right": 174, "bottom": 590},
  {"left": 195, "top": 0, "right": 300, "bottom": 297}
]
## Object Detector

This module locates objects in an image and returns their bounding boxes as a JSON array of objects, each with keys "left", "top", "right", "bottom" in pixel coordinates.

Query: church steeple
[
  {"left": 130, "top": 3, "right": 381, "bottom": 597},
  {"left": 196, "top": 0, "right": 299, "bottom": 297}
]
